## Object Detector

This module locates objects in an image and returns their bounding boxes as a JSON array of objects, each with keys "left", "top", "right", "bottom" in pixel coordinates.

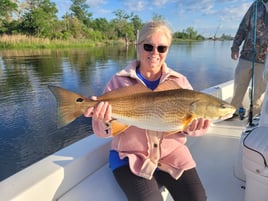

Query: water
[{"left": 0, "top": 40, "right": 237, "bottom": 181}]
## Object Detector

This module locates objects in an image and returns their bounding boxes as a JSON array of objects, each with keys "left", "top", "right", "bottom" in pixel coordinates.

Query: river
[{"left": 0, "top": 40, "right": 237, "bottom": 181}]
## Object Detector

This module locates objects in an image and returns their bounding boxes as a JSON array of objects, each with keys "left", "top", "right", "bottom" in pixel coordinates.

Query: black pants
[{"left": 113, "top": 166, "right": 207, "bottom": 201}]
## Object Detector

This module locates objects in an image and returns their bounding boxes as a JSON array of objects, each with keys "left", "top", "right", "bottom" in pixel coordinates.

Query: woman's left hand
[{"left": 184, "top": 118, "right": 210, "bottom": 136}]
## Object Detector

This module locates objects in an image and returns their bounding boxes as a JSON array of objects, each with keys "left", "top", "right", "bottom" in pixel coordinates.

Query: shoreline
[{"left": 0, "top": 34, "right": 226, "bottom": 50}]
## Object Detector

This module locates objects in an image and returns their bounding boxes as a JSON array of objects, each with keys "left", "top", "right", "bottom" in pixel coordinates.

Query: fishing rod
[
  {"left": 248, "top": 0, "right": 258, "bottom": 126},
  {"left": 263, "top": 53, "right": 268, "bottom": 81}
]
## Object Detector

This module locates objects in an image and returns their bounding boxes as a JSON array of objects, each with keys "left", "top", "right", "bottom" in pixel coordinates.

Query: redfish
[{"left": 49, "top": 81, "right": 235, "bottom": 136}]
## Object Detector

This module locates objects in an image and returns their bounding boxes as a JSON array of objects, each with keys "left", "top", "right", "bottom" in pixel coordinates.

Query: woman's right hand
[{"left": 84, "top": 96, "right": 112, "bottom": 122}]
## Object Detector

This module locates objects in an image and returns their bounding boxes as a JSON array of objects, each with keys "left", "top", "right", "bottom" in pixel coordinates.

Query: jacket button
[{"left": 153, "top": 143, "right": 158, "bottom": 148}]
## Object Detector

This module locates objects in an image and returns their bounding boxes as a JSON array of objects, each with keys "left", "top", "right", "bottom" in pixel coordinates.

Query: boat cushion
[{"left": 243, "top": 127, "right": 268, "bottom": 173}]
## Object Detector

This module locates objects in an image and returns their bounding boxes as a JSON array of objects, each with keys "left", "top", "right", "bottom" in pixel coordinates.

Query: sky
[{"left": 51, "top": 0, "right": 254, "bottom": 37}]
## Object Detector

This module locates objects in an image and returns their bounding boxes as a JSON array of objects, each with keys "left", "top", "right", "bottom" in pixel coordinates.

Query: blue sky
[{"left": 52, "top": 0, "right": 254, "bottom": 37}]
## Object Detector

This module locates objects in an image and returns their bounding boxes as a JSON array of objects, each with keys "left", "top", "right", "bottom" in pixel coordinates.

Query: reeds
[{"left": 0, "top": 34, "right": 97, "bottom": 49}]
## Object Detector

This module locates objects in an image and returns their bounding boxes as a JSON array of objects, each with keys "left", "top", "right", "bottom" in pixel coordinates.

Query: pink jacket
[{"left": 92, "top": 60, "right": 206, "bottom": 180}]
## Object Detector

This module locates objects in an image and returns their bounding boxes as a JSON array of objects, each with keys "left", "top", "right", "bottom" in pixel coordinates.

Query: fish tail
[{"left": 48, "top": 85, "right": 94, "bottom": 128}]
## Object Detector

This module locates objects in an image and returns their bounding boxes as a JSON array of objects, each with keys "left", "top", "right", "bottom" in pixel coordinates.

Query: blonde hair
[{"left": 137, "top": 20, "right": 173, "bottom": 45}]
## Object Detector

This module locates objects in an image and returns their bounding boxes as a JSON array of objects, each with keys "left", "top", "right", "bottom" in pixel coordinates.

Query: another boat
[{"left": 1, "top": 80, "right": 268, "bottom": 201}]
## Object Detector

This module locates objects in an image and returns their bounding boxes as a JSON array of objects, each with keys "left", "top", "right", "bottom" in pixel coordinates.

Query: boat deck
[
  {"left": 58, "top": 118, "right": 248, "bottom": 201},
  {"left": 187, "top": 119, "right": 247, "bottom": 201}
]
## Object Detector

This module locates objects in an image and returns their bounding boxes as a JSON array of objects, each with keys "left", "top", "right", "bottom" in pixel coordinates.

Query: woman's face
[{"left": 138, "top": 31, "right": 170, "bottom": 72}]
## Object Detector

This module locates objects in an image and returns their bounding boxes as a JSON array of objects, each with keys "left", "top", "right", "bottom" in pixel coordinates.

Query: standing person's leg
[
  {"left": 252, "top": 62, "right": 266, "bottom": 116},
  {"left": 231, "top": 59, "right": 252, "bottom": 112},
  {"left": 155, "top": 168, "right": 207, "bottom": 201},
  {"left": 113, "top": 166, "right": 163, "bottom": 201}
]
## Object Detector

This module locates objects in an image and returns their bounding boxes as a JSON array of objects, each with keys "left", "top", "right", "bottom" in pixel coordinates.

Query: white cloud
[
  {"left": 152, "top": 0, "right": 170, "bottom": 7},
  {"left": 220, "top": 2, "right": 251, "bottom": 22},
  {"left": 86, "top": 0, "right": 107, "bottom": 8},
  {"left": 122, "top": 0, "right": 178, "bottom": 12},
  {"left": 123, "top": 0, "right": 148, "bottom": 12},
  {"left": 178, "top": 0, "right": 216, "bottom": 15}
]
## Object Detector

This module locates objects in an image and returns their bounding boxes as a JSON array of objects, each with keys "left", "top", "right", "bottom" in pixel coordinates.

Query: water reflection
[
  {"left": 167, "top": 41, "right": 236, "bottom": 89},
  {"left": 0, "top": 41, "right": 237, "bottom": 181},
  {"left": 0, "top": 46, "right": 136, "bottom": 181}
]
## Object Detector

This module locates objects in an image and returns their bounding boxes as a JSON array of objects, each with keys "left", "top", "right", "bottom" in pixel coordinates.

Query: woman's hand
[
  {"left": 231, "top": 51, "right": 239, "bottom": 60},
  {"left": 84, "top": 96, "right": 112, "bottom": 122},
  {"left": 184, "top": 118, "right": 210, "bottom": 136}
]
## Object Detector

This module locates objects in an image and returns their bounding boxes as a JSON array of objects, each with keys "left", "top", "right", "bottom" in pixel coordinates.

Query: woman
[{"left": 84, "top": 20, "right": 210, "bottom": 201}]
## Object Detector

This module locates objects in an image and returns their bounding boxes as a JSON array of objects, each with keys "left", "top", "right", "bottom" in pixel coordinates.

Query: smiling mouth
[{"left": 148, "top": 56, "right": 159, "bottom": 60}]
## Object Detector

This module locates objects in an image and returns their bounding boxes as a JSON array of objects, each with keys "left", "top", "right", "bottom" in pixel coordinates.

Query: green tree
[
  {"left": 67, "top": 17, "right": 87, "bottom": 39},
  {"left": 91, "top": 18, "right": 111, "bottom": 39},
  {"left": 220, "top": 33, "right": 233, "bottom": 40},
  {"left": 61, "top": 11, "right": 93, "bottom": 39},
  {"left": 0, "top": 0, "right": 18, "bottom": 20},
  {"left": 69, "top": 0, "right": 92, "bottom": 27},
  {"left": 196, "top": 34, "right": 205, "bottom": 41},
  {"left": 112, "top": 9, "right": 138, "bottom": 42},
  {"left": 152, "top": 13, "right": 165, "bottom": 21},
  {"left": 185, "top": 27, "right": 198, "bottom": 40},
  {"left": 173, "top": 31, "right": 188, "bottom": 40},
  {"left": 0, "top": 0, "right": 18, "bottom": 33},
  {"left": 20, "top": 0, "right": 58, "bottom": 38},
  {"left": 173, "top": 28, "right": 204, "bottom": 41},
  {"left": 131, "top": 14, "right": 143, "bottom": 39}
]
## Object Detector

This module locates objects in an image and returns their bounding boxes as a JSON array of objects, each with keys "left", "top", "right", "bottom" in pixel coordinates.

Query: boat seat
[
  {"left": 58, "top": 163, "right": 169, "bottom": 201},
  {"left": 58, "top": 163, "right": 126, "bottom": 201},
  {"left": 243, "top": 127, "right": 268, "bottom": 177},
  {"left": 242, "top": 126, "right": 268, "bottom": 201}
]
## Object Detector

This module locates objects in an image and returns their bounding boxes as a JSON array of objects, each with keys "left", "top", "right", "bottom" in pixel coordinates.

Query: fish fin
[
  {"left": 110, "top": 121, "right": 129, "bottom": 136},
  {"left": 48, "top": 85, "right": 92, "bottom": 128},
  {"left": 98, "top": 80, "right": 181, "bottom": 101},
  {"left": 154, "top": 80, "right": 181, "bottom": 92},
  {"left": 182, "top": 113, "right": 196, "bottom": 131},
  {"left": 98, "top": 82, "right": 151, "bottom": 100}
]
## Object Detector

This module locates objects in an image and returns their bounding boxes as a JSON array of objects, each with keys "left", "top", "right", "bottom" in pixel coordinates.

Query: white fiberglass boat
[{"left": 1, "top": 80, "right": 268, "bottom": 201}]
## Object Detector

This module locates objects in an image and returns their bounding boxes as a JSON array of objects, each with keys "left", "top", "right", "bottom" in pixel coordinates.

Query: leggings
[{"left": 113, "top": 166, "right": 207, "bottom": 201}]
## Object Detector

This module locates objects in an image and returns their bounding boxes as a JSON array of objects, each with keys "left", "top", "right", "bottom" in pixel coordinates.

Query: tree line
[{"left": 0, "top": 0, "right": 212, "bottom": 43}]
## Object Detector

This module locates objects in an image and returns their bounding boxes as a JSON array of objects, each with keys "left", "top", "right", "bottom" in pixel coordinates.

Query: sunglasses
[{"left": 143, "top": 44, "right": 168, "bottom": 53}]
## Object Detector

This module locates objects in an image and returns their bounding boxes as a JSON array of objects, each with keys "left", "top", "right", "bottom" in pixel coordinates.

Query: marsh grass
[{"left": 0, "top": 34, "right": 104, "bottom": 49}]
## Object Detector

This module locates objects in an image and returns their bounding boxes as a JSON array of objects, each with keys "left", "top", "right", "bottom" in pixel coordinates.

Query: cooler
[{"left": 243, "top": 127, "right": 268, "bottom": 201}]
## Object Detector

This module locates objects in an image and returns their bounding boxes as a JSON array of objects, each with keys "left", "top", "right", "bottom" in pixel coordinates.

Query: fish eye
[
  {"left": 221, "top": 103, "right": 226, "bottom": 108},
  {"left": 76, "top": 97, "right": 84, "bottom": 102}
]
